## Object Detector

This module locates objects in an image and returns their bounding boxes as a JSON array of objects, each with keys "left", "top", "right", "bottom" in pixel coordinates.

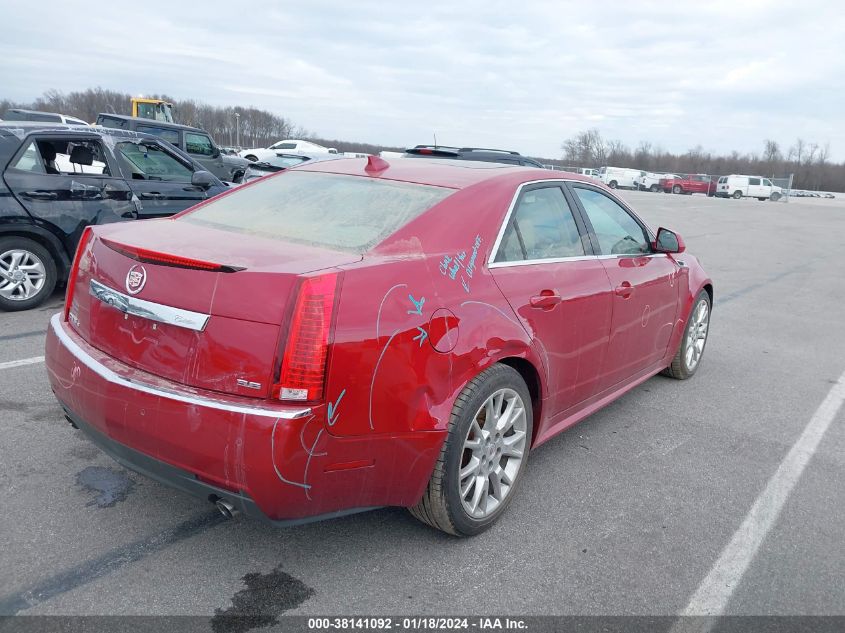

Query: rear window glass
[{"left": 182, "top": 171, "right": 453, "bottom": 252}]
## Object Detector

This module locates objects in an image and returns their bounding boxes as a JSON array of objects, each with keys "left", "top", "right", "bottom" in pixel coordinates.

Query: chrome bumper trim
[
  {"left": 90, "top": 279, "right": 210, "bottom": 332},
  {"left": 50, "top": 314, "right": 311, "bottom": 420}
]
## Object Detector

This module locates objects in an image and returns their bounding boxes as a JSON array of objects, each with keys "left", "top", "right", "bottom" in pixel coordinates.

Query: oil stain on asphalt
[
  {"left": 76, "top": 466, "right": 136, "bottom": 507},
  {"left": 211, "top": 567, "right": 315, "bottom": 633}
]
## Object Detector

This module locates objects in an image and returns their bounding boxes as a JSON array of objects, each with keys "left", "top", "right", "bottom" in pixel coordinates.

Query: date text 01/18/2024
[{"left": 307, "top": 616, "right": 527, "bottom": 630}]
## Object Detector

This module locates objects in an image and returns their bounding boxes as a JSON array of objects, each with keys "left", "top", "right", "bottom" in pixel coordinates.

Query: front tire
[
  {"left": 663, "top": 291, "right": 710, "bottom": 380},
  {"left": 770, "top": 192, "right": 781, "bottom": 201},
  {"left": 732, "top": 190, "right": 743, "bottom": 199},
  {"left": 410, "top": 364, "right": 533, "bottom": 536},
  {"left": 608, "top": 180, "right": 618, "bottom": 189},
  {"left": 649, "top": 184, "right": 659, "bottom": 192},
  {"left": 0, "top": 237, "right": 57, "bottom": 311},
  {"left": 672, "top": 184, "right": 682, "bottom": 194}
]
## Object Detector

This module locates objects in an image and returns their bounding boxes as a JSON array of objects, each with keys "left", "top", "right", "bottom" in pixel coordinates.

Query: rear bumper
[
  {"left": 61, "top": 404, "right": 376, "bottom": 526},
  {"left": 45, "top": 314, "right": 445, "bottom": 523}
]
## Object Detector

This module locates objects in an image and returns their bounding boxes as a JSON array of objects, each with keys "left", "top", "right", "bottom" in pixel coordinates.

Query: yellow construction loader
[{"left": 130, "top": 98, "right": 174, "bottom": 123}]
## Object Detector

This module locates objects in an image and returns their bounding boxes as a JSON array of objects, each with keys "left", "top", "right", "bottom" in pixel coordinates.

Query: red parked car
[
  {"left": 660, "top": 173, "right": 716, "bottom": 196},
  {"left": 45, "top": 157, "right": 713, "bottom": 536}
]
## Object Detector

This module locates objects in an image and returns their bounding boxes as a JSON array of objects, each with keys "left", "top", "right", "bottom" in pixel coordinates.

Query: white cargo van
[
  {"left": 597, "top": 166, "right": 640, "bottom": 189},
  {"left": 638, "top": 171, "right": 678, "bottom": 192},
  {"left": 577, "top": 167, "right": 599, "bottom": 178},
  {"left": 715, "top": 175, "right": 783, "bottom": 201}
]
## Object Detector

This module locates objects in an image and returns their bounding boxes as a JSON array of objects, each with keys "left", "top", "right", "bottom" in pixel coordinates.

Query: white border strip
[
  {"left": 49, "top": 315, "right": 310, "bottom": 420},
  {"left": 681, "top": 368, "right": 845, "bottom": 616},
  {"left": 0, "top": 356, "right": 44, "bottom": 370}
]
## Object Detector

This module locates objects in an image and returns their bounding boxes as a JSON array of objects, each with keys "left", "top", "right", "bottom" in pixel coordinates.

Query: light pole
[{"left": 234, "top": 112, "right": 240, "bottom": 149}]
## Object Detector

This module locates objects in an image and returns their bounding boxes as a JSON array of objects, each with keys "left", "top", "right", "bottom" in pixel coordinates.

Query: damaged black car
[{"left": 0, "top": 122, "right": 227, "bottom": 310}]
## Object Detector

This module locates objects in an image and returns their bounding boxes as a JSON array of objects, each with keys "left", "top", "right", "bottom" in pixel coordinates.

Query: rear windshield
[{"left": 181, "top": 171, "right": 453, "bottom": 252}]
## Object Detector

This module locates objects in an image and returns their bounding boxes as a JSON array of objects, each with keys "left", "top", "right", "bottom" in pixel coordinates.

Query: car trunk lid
[{"left": 68, "top": 219, "right": 359, "bottom": 399}]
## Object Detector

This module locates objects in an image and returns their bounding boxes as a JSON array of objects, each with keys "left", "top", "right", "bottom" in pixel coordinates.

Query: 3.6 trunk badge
[{"left": 125, "top": 265, "right": 147, "bottom": 295}]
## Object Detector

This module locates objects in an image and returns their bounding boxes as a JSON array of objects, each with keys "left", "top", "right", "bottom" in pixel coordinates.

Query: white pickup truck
[{"left": 637, "top": 171, "right": 679, "bottom": 192}]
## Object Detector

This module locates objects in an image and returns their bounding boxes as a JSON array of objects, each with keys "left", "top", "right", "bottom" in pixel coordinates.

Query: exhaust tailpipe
[{"left": 215, "top": 499, "right": 240, "bottom": 518}]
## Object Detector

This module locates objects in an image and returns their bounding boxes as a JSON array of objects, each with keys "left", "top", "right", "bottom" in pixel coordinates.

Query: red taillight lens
[
  {"left": 64, "top": 227, "right": 94, "bottom": 322},
  {"left": 273, "top": 273, "right": 340, "bottom": 402},
  {"left": 100, "top": 237, "right": 244, "bottom": 272}
]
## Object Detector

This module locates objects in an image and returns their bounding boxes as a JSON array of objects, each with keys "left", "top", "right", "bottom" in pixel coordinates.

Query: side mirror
[
  {"left": 653, "top": 227, "right": 685, "bottom": 253},
  {"left": 191, "top": 170, "right": 215, "bottom": 190}
]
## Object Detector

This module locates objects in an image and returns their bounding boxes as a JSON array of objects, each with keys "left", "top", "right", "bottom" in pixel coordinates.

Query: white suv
[{"left": 716, "top": 175, "right": 783, "bottom": 201}]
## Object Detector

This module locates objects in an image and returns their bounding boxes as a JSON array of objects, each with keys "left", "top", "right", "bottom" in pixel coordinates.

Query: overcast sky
[{"left": 0, "top": 0, "right": 840, "bottom": 159}]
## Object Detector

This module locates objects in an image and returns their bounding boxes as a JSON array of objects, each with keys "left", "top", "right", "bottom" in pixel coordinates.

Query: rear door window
[
  {"left": 11, "top": 139, "right": 111, "bottom": 176},
  {"left": 9, "top": 141, "right": 45, "bottom": 173},
  {"left": 749, "top": 177, "right": 761, "bottom": 185},
  {"left": 182, "top": 171, "right": 453, "bottom": 252},
  {"left": 495, "top": 186, "right": 585, "bottom": 262}
]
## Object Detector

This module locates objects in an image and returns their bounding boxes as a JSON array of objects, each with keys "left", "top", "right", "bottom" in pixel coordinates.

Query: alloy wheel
[
  {"left": 458, "top": 388, "right": 528, "bottom": 519},
  {"left": 685, "top": 299, "right": 709, "bottom": 371},
  {"left": 0, "top": 249, "right": 47, "bottom": 301}
]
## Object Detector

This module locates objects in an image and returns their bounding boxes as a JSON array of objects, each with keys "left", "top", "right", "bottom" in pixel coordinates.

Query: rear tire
[
  {"left": 672, "top": 185, "right": 682, "bottom": 194},
  {"left": 663, "top": 291, "right": 710, "bottom": 380},
  {"left": 732, "top": 190, "right": 743, "bottom": 199},
  {"left": 0, "top": 236, "right": 57, "bottom": 311},
  {"left": 409, "top": 364, "right": 533, "bottom": 536}
]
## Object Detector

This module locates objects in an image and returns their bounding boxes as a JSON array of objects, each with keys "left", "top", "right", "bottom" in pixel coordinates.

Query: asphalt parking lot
[{"left": 1, "top": 190, "right": 843, "bottom": 622}]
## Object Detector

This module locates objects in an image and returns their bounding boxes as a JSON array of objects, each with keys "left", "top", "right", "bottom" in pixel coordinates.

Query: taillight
[
  {"left": 64, "top": 227, "right": 94, "bottom": 322},
  {"left": 272, "top": 273, "right": 340, "bottom": 402}
]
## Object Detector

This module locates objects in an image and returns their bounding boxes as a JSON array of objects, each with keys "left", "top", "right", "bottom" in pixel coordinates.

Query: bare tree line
[
  {"left": 3, "top": 89, "right": 842, "bottom": 191},
  {"left": 558, "top": 129, "right": 841, "bottom": 191},
  {"left": 0, "top": 87, "right": 309, "bottom": 149}
]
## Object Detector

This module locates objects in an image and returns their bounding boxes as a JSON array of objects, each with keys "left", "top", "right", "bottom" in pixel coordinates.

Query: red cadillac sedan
[{"left": 45, "top": 157, "right": 712, "bottom": 536}]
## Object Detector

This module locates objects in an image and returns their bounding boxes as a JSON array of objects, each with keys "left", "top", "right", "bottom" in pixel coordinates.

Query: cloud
[{"left": 0, "top": 0, "right": 842, "bottom": 159}]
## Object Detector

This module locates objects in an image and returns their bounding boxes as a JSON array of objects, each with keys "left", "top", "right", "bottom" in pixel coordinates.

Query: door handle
[
  {"left": 614, "top": 281, "right": 635, "bottom": 298},
  {"left": 23, "top": 191, "right": 58, "bottom": 200},
  {"left": 139, "top": 192, "right": 163, "bottom": 199},
  {"left": 529, "top": 290, "right": 562, "bottom": 309}
]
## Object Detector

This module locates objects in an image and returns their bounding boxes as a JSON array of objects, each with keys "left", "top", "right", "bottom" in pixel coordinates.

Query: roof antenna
[{"left": 433, "top": 132, "right": 437, "bottom": 149}]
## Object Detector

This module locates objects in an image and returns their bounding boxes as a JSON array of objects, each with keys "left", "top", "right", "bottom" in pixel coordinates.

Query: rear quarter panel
[{"left": 323, "top": 177, "right": 546, "bottom": 439}]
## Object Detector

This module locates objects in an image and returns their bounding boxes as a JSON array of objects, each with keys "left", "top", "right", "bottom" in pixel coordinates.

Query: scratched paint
[
  {"left": 270, "top": 417, "right": 310, "bottom": 491},
  {"left": 369, "top": 286, "right": 433, "bottom": 430},
  {"left": 327, "top": 389, "right": 346, "bottom": 426},
  {"left": 413, "top": 326, "right": 429, "bottom": 346},
  {"left": 407, "top": 293, "right": 425, "bottom": 315},
  {"left": 439, "top": 234, "right": 482, "bottom": 293}
]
